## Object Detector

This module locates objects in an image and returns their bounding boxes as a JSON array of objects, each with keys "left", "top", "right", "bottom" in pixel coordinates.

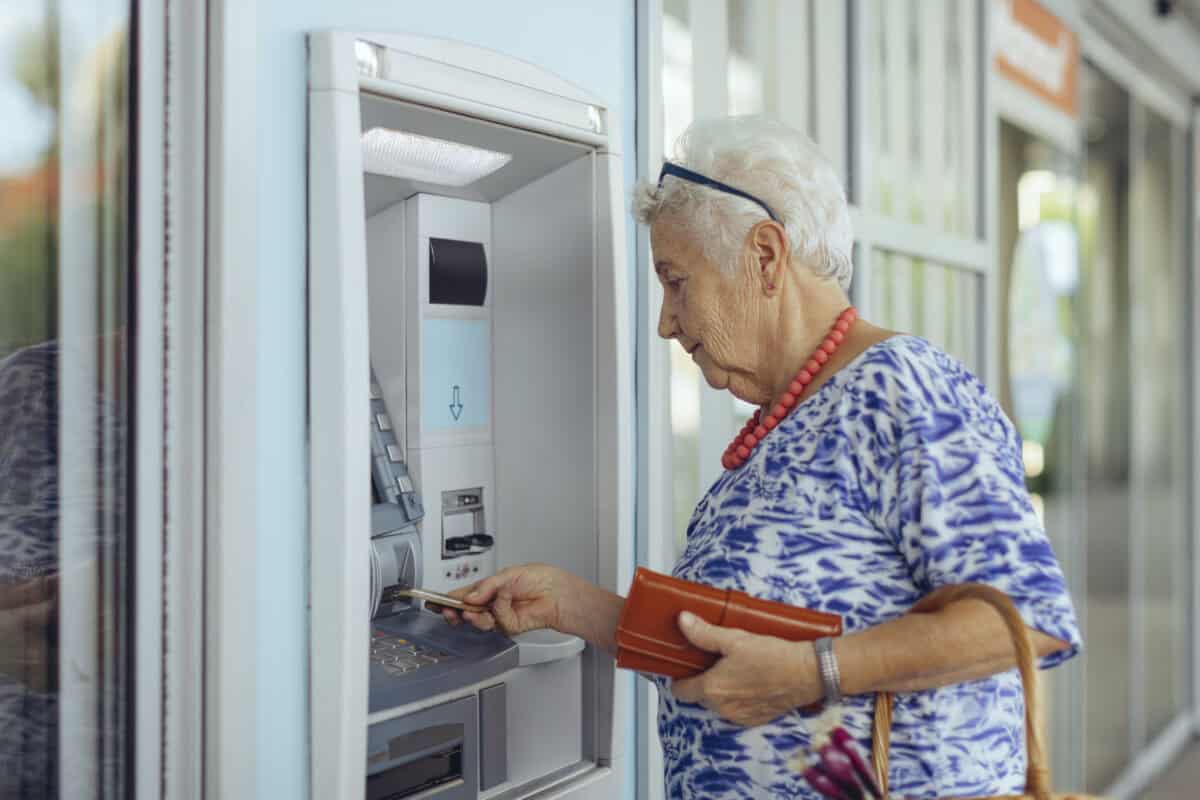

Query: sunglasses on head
[{"left": 656, "top": 162, "right": 782, "bottom": 224}]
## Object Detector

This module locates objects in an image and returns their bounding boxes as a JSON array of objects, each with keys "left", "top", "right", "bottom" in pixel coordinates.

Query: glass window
[
  {"left": 996, "top": 118, "right": 1085, "bottom": 784},
  {"left": 867, "top": 0, "right": 978, "bottom": 235},
  {"left": 1078, "top": 64, "right": 1132, "bottom": 792},
  {"left": 870, "top": 251, "right": 981, "bottom": 374},
  {"left": 725, "top": 0, "right": 765, "bottom": 116},
  {"left": 662, "top": 0, "right": 693, "bottom": 155},
  {"left": 1132, "top": 104, "right": 1188, "bottom": 741},
  {"left": 0, "top": 3, "right": 134, "bottom": 796}
]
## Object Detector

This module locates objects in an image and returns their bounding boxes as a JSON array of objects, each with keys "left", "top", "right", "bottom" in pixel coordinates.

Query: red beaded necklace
[{"left": 721, "top": 306, "right": 857, "bottom": 471}]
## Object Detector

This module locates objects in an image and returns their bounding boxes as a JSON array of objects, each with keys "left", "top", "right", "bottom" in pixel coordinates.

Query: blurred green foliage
[
  {"left": 1, "top": 20, "right": 59, "bottom": 358},
  {"left": 0, "top": 218, "right": 57, "bottom": 355}
]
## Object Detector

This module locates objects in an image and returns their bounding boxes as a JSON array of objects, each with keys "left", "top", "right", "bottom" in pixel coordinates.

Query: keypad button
[
  {"left": 387, "top": 444, "right": 403, "bottom": 462},
  {"left": 375, "top": 413, "right": 392, "bottom": 431}
]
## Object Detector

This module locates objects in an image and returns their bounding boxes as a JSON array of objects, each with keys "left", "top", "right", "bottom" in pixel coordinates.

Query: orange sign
[{"left": 993, "top": 0, "right": 1079, "bottom": 118}]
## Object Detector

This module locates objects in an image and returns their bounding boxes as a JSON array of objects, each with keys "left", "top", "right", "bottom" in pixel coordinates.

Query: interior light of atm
[{"left": 361, "top": 127, "right": 512, "bottom": 187}]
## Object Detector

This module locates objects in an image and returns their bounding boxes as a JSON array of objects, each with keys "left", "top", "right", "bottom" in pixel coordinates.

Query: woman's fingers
[
  {"left": 447, "top": 574, "right": 502, "bottom": 606},
  {"left": 434, "top": 605, "right": 461, "bottom": 626},
  {"left": 465, "top": 574, "right": 505, "bottom": 605},
  {"left": 463, "top": 609, "right": 496, "bottom": 631}
]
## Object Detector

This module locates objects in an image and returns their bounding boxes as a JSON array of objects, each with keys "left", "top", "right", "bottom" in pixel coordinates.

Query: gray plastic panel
[
  {"left": 368, "top": 611, "right": 518, "bottom": 713},
  {"left": 366, "top": 695, "right": 477, "bottom": 800},
  {"left": 478, "top": 684, "right": 508, "bottom": 790}
]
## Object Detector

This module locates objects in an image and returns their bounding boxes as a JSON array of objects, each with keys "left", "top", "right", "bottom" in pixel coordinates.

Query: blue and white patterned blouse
[{"left": 655, "top": 335, "right": 1081, "bottom": 799}]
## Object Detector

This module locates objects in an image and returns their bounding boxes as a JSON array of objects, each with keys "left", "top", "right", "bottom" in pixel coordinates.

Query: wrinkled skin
[{"left": 650, "top": 210, "right": 856, "bottom": 409}]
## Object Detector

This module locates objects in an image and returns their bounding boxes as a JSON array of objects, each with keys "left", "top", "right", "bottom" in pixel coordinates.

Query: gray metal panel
[
  {"left": 479, "top": 684, "right": 509, "bottom": 790},
  {"left": 367, "top": 695, "right": 478, "bottom": 800},
  {"left": 490, "top": 154, "right": 598, "bottom": 583}
]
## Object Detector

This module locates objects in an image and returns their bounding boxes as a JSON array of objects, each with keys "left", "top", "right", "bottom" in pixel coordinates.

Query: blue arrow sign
[{"left": 449, "top": 385, "right": 464, "bottom": 421}]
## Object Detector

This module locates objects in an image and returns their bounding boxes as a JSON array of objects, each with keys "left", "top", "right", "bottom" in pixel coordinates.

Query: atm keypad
[{"left": 370, "top": 633, "right": 454, "bottom": 676}]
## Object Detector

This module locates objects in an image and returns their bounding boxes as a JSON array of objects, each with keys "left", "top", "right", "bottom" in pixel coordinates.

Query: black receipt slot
[{"left": 429, "top": 238, "right": 488, "bottom": 306}]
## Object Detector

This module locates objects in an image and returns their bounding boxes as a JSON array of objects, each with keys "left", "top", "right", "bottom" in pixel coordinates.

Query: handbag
[
  {"left": 869, "top": 583, "right": 1100, "bottom": 800},
  {"left": 615, "top": 567, "right": 843, "bottom": 679}
]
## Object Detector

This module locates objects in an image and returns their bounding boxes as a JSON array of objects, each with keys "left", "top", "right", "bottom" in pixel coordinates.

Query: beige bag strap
[{"left": 869, "top": 584, "right": 1052, "bottom": 800}]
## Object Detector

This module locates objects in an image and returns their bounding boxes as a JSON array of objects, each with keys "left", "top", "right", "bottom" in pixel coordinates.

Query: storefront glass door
[{"left": 1081, "top": 62, "right": 1193, "bottom": 791}]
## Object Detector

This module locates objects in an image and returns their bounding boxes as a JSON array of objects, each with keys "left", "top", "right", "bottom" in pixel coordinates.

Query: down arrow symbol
[{"left": 449, "top": 385, "right": 464, "bottom": 421}]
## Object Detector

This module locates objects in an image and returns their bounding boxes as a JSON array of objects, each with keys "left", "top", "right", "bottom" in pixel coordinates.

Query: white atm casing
[
  {"left": 369, "top": 196, "right": 498, "bottom": 590},
  {"left": 308, "top": 31, "right": 632, "bottom": 800}
]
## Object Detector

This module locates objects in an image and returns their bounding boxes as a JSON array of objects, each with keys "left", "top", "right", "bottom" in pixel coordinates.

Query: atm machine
[{"left": 307, "top": 32, "right": 631, "bottom": 800}]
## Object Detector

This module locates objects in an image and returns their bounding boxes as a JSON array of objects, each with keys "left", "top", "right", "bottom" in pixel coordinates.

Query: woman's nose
[{"left": 657, "top": 300, "right": 676, "bottom": 340}]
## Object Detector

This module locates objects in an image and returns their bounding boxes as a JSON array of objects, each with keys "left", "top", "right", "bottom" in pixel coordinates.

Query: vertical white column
[
  {"left": 814, "top": 2, "right": 848, "bottom": 181},
  {"left": 882, "top": 0, "right": 914, "bottom": 334},
  {"left": 775, "top": 0, "right": 811, "bottom": 136},
  {"left": 308, "top": 80, "right": 371, "bottom": 800},
  {"left": 690, "top": 0, "right": 734, "bottom": 495},
  {"left": 163, "top": 0, "right": 207, "bottom": 793},
  {"left": 637, "top": 4, "right": 672, "bottom": 795},
  {"left": 848, "top": 1, "right": 873, "bottom": 316},
  {"left": 1190, "top": 104, "right": 1200, "bottom": 733},
  {"left": 961, "top": 0, "right": 981, "bottom": 238},
  {"left": 206, "top": 0, "right": 261, "bottom": 797},
  {"left": 921, "top": 0, "right": 948, "bottom": 347},
  {"left": 637, "top": 0, "right": 676, "bottom": 577},
  {"left": 1127, "top": 97, "right": 1147, "bottom": 757},
  {"left": 135, "top": 1, "right": 166, "bottom": 796},
  {"left": 980, "top": 0, "right": 1000, "bottom": 390}
]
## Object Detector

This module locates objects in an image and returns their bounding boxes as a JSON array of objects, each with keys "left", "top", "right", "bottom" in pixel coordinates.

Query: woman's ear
[{"left": 750, "top": 220, "right": 789, "bottom": 296}]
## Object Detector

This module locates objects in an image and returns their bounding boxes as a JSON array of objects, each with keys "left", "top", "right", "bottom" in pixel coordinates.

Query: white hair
[{"left": 633, "top": 116, "right": 853, "bottom": 290}]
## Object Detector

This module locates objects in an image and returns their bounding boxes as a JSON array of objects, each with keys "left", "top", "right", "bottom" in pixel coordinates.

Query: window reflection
[{"left": 0, "top": 3, "right": 133, "bottom": 796}]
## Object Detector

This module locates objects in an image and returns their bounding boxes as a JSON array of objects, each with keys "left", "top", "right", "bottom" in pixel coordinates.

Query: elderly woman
[{"left": 445, "top": 116, "right": 1081, "bottom": 799}]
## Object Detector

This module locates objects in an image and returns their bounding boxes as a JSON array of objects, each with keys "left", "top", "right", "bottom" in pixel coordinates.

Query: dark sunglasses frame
[{"left": 656, "top": 162, "right": 782, "bottom": 224}]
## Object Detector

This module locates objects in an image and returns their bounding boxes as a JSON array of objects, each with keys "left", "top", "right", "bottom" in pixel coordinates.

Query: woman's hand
[
  {"left": 671, "top": 611, "right": 822, "bottom": 727},
  {"left": 442, "top": 563, "right": 570, "bottom": 636}
]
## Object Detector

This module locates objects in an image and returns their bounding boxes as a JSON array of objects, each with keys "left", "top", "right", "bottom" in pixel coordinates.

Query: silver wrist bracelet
[{"left": 813, "top": 636, "right": 842, "bottom": 704}]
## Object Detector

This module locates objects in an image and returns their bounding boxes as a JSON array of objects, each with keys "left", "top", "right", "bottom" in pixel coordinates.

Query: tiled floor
[{"left": 1141, "top": 741, "right": 1200, "bottom": 799}]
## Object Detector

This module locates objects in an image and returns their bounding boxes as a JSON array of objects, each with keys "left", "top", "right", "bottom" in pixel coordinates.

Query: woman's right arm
[
  {"left": 444, "top": 564, "right": 626, "bottom": 656},
  {"left": 554, "top": 576, "right": 625, "bottom": 655}
]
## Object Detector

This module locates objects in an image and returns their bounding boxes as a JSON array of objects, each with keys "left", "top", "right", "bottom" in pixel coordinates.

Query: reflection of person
[
  {"left": 0, "top": 577, "right": 56, "bottom": 693},
  {"left": 0, "top": 340, "right": 64, "bottom": 797},
  {"left": 1, "top": 17, "right": 130, "bottom": 798},
  {"left": 445, "top": 117, "right": 1082, "bottom": 799}
]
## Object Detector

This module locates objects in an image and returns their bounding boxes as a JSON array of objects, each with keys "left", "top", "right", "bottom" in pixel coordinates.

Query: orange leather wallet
[{"left": 615, "top": 567, "right": 844, "bottom": 679}]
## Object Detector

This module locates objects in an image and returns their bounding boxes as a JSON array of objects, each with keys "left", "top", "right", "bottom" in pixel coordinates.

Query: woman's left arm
[
  {"left": 670, "top": 600, "right": 1068, "bottom": 727},
  {"left": 835, "top": 598, "right": 1069, "bottom": 695}
]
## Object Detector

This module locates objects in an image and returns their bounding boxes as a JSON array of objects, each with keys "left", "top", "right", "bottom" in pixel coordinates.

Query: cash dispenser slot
[
  {"left": 367, "top": 696, "right": 477, "bottom": 799},
  {"left": 442, "top": 488, "right": 491, "bottom": 558}
]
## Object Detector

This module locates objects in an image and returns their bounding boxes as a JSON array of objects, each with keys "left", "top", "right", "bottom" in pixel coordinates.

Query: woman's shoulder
[{"left": 841, "top": 334, "right": 998, "bottom": 421}]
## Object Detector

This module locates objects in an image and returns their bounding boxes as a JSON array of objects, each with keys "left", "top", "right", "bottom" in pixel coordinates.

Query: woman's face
[{"left": 651, "top": 215, "right": 767, "bottom": 400}]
